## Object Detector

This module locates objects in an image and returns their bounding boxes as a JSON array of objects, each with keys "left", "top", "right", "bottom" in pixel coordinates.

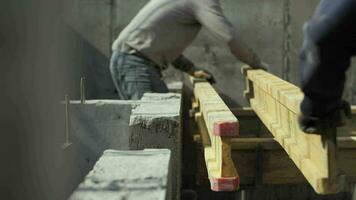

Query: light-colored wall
[
  {"left": 62, "top": 0, "right": 356, "bottom": 105},
  {"left": 64, "top": 0, "right": 338, "bottom": 106}
]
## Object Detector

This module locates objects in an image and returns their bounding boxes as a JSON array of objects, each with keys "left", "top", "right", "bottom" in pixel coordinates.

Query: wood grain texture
[
  {"left": 195, "top": 134, "right": 356, "bottom": 184},
  {"left": 192, "top": 78, "right": 239, "bottom": 191},
  {"left": 242, "top": 66, "right": 343, "bottom": 194}
]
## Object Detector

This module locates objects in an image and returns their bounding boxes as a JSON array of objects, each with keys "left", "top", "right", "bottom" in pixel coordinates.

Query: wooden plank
[
  {"left": 241, "top": 66, "right": 345, "bottom": 194},
  {"left": 193, "top": 80, "right": 239, "bottom": 137},
  {"left": 195, "top": 136, "right": 356, "bottom": 185},
  {"left": 195, "top": 135, "right": 356, "bottom": 150},
  {"left": 195, "top": 105, "right": 356, "bottom": 187},
  {"left": 230, "top": 106, "right": 356, "bottom": 137},
  {"left": 230, "top": 107, "right": 256, "bottom": 117},
  {"left": 192, "top": 78, "right": 239, "bottom": 191}
]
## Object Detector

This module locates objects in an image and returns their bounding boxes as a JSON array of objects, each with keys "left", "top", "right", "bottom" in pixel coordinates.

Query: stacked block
[{"left": 69, "top": 149, "right": 171, "bottom": 200}]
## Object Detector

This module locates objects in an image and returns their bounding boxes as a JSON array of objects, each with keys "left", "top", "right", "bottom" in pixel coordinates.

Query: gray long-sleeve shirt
[{"left": 112, "top": 0, "right": 262, "bottom": 71}]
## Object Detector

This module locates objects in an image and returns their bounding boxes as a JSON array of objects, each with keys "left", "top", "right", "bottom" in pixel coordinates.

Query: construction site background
[{"left": 0, "top": 0, "right": 355, "bottom": 200}]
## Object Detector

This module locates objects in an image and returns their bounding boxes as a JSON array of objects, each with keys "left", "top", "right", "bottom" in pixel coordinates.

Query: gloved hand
[
  {"left": 258, "top": 61, "right": 269, "bottom": 71},
  {"left": 298, "top": 100, "right": 352, "bottom": 134},
  {"left": 250, "top": 61, "right": 269, "bottom": 71},
  {"left": 188, "top": 67, "right": 216, "bottom": 84}
]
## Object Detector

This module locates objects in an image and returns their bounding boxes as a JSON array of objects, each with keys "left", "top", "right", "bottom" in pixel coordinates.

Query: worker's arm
[
  {"left": 191, "top": 0, "right": 265, "bottom": 69},
  {"left": 172, "top": 55, "right": 216, "bottom": 83},
  {"left": 298, "top": 0, "right": 356, "bottom": 133}
]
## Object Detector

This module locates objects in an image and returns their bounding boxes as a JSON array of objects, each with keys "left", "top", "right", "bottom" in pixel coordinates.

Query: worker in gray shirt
[{"left": 110, "top": 0, "right": 267, "bottom": 100}]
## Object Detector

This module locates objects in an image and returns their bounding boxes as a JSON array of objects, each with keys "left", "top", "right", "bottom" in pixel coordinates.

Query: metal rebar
[
  {"left": 80, "top": 77, "right": 86, "bottom": 104},
  {"left": 241, "top": 190, "right": 246, "bottom": 200},
  {"left": 62, "top": 94, "right": 72, "bottom": 149}
]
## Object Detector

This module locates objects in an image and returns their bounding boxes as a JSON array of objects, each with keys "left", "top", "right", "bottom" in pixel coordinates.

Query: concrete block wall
[
  {"left": 68, "top": 100, "right": 133, "bottom": 179},
  {"left": 130, "top": 93, "right": 182, "bottom": 199},
  {"left": 69, "top": 149, "right": 172, "bottom": 200},
  {"left": 67, "top": 93, "right": 182, "bottom": 199}
]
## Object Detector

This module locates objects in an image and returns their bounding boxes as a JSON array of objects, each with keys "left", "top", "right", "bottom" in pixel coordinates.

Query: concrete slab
[{"left": 69, "top": 149, "right": 171, "bottom": 200}]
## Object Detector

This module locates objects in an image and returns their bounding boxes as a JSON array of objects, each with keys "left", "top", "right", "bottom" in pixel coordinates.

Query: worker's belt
[{"left": 130, "top": 51, "right": 165, "bottom": 71}]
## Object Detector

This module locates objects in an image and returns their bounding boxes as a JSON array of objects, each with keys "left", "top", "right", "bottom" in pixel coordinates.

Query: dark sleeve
[
  {"left": 171, "top": 55, "right": 195, "bottom": 72},
  {"left": 299, "top": 0, "right": 356, "bottom": 117}
]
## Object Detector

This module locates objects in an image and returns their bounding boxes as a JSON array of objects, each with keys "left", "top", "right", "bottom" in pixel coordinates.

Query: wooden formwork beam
[
  {"left": 195, "top": 136, "right": 356, "bottom": 186},
  {"left": 195, "top": 107, "right": 356, "bottom": 187},
  {"left": 241, "top": 66, "right": 347, "bottom": 194},
  {"left": 192, "top": 78, "right": 239, "bottom": 191}
]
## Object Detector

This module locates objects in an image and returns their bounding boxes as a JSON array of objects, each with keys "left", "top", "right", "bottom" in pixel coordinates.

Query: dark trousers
[
  {"left": 109, "top": 51, "right": 169, "bottom": 100},
  {"left": 300, "top": 0, "right": 356, "bottom": 117}
]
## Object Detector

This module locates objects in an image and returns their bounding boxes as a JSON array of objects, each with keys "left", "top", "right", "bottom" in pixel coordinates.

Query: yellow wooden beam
[
  {"left": 192, "top": 78, "right": 239, "bottom": 191},
  {"left": 195, "top": 135, "right": 356, "bottom": 185},
  {"left": 241, "top": 66, "right": 347, "bottom": 194}
]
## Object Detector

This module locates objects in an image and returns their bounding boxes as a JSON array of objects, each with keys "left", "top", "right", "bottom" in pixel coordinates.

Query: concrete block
[
  {"left": 69, "top": 149, "right": 172, "bottom": 200},
  {"left": 66, "top": 100, "right": 137, "bottom": 181},
  {"left": 67, "top": 93, "right": 182, "bottom": 199},
  {"left": 70, "top": 100, "right": 134, "bottom": 153},
  {"left": 129, "top": 93, "right": 181, "bottom": 200},
  {"left": 129, "top": 94, "right": 181, "bottom": 151},
  {"left": 68, "top": 93, "right": 182, "bottom": 200},
  {"left": 167, "top": 82, "right": 184, "bottom": 93}
]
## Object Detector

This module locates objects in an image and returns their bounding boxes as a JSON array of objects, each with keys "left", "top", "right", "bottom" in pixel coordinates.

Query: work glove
[
  {"left": 188, "top": 66, "right": 216, "bottom": 84},
  {"left": 298, "top": 100, "right": 352, "bottom": 134},
  {"left": 250, "top": 61, "right": 269, "bottom": 71},
  {"left": 258, "top": 61, "right": 269, "bottom": 71},
  {"left": 248, "top": 53, "right": 269, "bottom": 71}
]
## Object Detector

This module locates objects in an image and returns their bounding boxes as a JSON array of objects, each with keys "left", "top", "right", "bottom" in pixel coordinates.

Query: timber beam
[
  {"left": 240, "top": 66, "right": 355, "bottom": 194},
  {"left": 191, "top": 78, "right": 239, "bottom": 191},
  {"left": 195, "top": 137, "right": 356, "bottom": 187},
  {"left": 194, "top": 108, "right": 356, "bottom": 188}
]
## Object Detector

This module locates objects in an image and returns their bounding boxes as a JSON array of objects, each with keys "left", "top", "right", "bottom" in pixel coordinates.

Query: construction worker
[
  {"left": 110, "top": 0, "right": 267, "bottom": 100},
  {"left": 299, "top": 0, "right": 355, "bottom": 133}
]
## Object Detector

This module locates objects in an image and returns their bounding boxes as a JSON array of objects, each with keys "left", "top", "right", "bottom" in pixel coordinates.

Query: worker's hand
[
  {"left": 258, "top": 62, "right": 269, "bottom": 71},
  {"left": 298, "top": 100, "right": 352, "bottom": 134},
  {"left": 251, "top": 61, "right": 269, "bottom": 71},
  {"left": 188, "top": 67, "right": 216, "bottom": 84},
  {"left": 298, "top": 115, "right": 320, "bottom": 133}
]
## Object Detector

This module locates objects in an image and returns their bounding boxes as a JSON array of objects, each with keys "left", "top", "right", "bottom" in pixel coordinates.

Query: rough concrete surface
[
  {"left": 71, "top": 100, "right": 133, "bottom": 153},
  {"left": 69, "top": 149, "right": 171, "bottom": 200},
  {"left": 130, "top": 93, "right": 182, "bottom": 200},
  {"left": 67, "top": 92, "right": 182, "bottom": 200},
  {"left": 69, "top": 100, "right": 135, "bottom": 176}
]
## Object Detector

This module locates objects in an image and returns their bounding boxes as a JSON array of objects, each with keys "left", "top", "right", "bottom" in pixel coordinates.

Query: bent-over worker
[{"left": 110, "top": 0, "right": 267, "bottom": 100}]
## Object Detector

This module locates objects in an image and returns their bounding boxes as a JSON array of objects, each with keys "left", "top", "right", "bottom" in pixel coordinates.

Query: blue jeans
[{"left": 109, "top": 51, "right": 169, "bottom": 100}]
